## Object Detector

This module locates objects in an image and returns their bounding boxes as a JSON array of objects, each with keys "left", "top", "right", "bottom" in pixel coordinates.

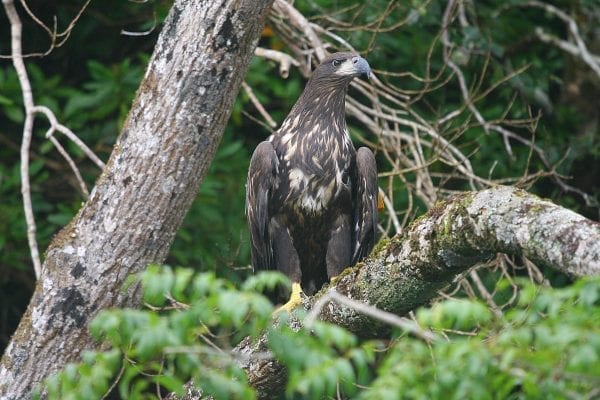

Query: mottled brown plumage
[{"left": 246, "top": 53, "right": 378, "bottom": 309}]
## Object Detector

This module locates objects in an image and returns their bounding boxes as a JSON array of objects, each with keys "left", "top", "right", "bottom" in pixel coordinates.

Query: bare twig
[
  {"left": 273, "top": 0, "right": 327, "bottom": 62},
  {"left": 254, "top": 47, "right": 299, "bottom": 79},
  {"left": 522, "top": 1, "right": 600, "bottom": 78},
  {"left": 4, "top": 0, "right": 42, "bottom": 278},
  {"left": 469, "top": 269, "right": 502, "bottom": 318},
  {"left": 378, "top": 187, "right": 401, "bottom": 235},
  {"left": 163, "top": 345, "right": 274, "bottom": 364},
  {"left": 3, "top": 0, "right": 105, "bottom": 279},
  {"left": 121, "top": 12, "right": 157, "bottom": 37},
  {"left": 33, "top": 105, "right": 106, "bottom": 169},
  {"left": 48, "top": 136, "right": 89, "bottom": 197},
  {"left": 305, "top": 289, "right": 438, "bottom": 342},
  {"left": 0, "top": 0, "right": 92, "bottom": 58},
  {"left": 241, "top": 81, "right": 277, "bottom": 129},
  {"left": 100, "top": 364, "right": 126, "bottom": 400},
  {"left": 534, "top": 28, "right": 600, "bottom": 67}
]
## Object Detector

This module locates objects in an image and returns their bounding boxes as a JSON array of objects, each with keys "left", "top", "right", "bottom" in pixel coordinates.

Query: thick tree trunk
[
  {"left": 0, "top": 0, "right": 273, "bottom": 398},
  {"left": 234, "top": 186, "right": 600, "bottom": 399}
]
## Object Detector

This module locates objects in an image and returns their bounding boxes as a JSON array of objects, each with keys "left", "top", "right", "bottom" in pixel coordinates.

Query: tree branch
[
  {"left": 232, "top": 185, "right": 600, "bottom": 399},
  {"left": 319, "top": 186, "right": 599, "bottom": 330},
  {"left": 254, "top": 47, "right": 299, "bottom": 79},
  {"left": 3, "top": 0, "right": 107, "bottom": 280},
  {"left": 3, "top": 0, "right": 43, "bottom": 278},
  {"left": 522, "top": 1, "right": 600, "bottom": 79},
  {"left": 33, "top": 105, "right": 105, "bottom": 169}
]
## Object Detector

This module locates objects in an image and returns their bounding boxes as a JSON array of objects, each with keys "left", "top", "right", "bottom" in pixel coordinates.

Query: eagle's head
[
  {"left": 310, "top": 52, "right": 371, "bottom": 86},
  {"left": 281, "top": 52, "right": 371, "bottom": 132}
]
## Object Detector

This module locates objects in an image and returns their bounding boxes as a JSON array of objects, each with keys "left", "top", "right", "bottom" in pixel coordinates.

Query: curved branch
[
  {"left": 320, "top": 186, "right": 599, "bottom": 333},
  {"left": 233, "top": 186, "right": 600, "bottom": 399},
  {"left": 3, "top": 0, "right": 42, "bottom": 278},
  {"left": 522, "top": 1, "right": 600, "bottom": 78}
]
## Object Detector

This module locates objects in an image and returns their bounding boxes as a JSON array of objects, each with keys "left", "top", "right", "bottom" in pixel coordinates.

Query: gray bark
[
  {"left": 235, "top": 186, "right": 600, "bottom": 399},
  {"left": 0, "top": 0, "right": 273, "bottom": 398}
]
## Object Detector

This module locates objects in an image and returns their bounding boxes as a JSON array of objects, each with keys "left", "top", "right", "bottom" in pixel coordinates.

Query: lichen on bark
[{"left": 230, "top": 185, "right": 600, "bottom": 399}]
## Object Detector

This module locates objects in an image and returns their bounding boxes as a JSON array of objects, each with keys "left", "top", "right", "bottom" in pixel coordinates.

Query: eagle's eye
[{"left": 332, "top": 59, "right": 342, "bottom": 67}]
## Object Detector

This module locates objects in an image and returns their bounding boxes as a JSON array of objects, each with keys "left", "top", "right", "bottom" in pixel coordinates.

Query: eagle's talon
[{"left": 274, "top": 282, "right": 303, "bottom": 314}]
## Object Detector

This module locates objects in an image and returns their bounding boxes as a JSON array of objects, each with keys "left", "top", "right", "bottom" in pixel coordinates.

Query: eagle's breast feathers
[{"left": 269, "top": 122, "right": 354, "bottom": 214}]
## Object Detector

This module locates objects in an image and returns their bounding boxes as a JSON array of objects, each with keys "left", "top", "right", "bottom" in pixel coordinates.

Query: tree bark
[
  {"left": 0, "top": 0, "right": 273, "bottom": 398},
  {"left": 234, "top": 186, "right": 600, "bottom": 399}
]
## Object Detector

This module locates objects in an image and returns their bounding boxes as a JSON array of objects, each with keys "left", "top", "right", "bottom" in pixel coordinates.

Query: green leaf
[
  {"left": 141, "top": 264, "right": 174, "bottom": 306},
  {"left": 0, "top": 94, "right": 13, "bottom": 106},
  {"left": 154, "top": 374, "right": 185, "bottom": 395},
  {"left": 241, "top": 271, "right": 289, "bottom": 292}
]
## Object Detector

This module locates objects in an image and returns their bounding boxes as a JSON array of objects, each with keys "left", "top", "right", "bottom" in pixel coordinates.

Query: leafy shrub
[{"left": 41, "top": 267, "right": 599, "bottom": 400}]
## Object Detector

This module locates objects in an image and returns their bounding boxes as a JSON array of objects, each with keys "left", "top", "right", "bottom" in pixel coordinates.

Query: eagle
[{"left": 246, "top": 52, "right": 378, "bottom": 312}]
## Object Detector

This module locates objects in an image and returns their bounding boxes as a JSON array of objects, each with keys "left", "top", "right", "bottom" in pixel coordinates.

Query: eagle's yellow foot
[{"left": 274, "top": 282, "right": 303, "bottom": 314}]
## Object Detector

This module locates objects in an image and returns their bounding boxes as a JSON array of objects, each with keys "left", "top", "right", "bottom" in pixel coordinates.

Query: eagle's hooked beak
[{"left": 352, "top": 56, "right": 371, "bottom": 80}]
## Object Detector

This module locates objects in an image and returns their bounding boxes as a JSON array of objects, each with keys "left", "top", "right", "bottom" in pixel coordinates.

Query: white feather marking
[
  {"left": 335, "top": 59, "right": 356, "bottom": 76},
  {"left": 297, "top": 193, "right": 316, "bottom": 211},
  {"left": 284, "top": 141, "right": 298, "bottom": 161},
  {"left": 292, "top": 115, "right": 300, "bottom": 129},
  {"left": 293, "top": 180, "right": 337, "bottom": 213},
  {"left": 289, "top": 168, "right": 307, "bottom": 190},
  {"left": 312, "top": 155, "right": 322, "bottom": 169},
  {"left": 335, "top": 164, "right": 344, "bottom": 186}
]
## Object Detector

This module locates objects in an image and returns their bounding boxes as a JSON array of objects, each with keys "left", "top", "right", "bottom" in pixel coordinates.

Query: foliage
[
  {"left": 2, "top": 0, "right": 599, "bottom": 394},
  {"left": 39, "top": 266, "right": 280, "bottom": 400},
  {"left": 268, "top": 319, "right": 379, "bottom": 398},
  {"left": 40, "top": 267, "right": 600, "bottom": 399},
  {"left": 365, "top": 278, "right": 600, "bottom": 399}
]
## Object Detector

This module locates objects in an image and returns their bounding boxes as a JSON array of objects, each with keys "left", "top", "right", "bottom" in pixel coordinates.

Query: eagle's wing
[
  {"left": 351, "top": 147, "right": 378, "bottom": 264},
  {"left": 246, "top": 141, "right": 279, "bottom": 271}
]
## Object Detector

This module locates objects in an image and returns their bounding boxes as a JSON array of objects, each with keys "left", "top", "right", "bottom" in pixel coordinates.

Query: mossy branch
[{"left": 231, "top": 185, "right": 600, "bottom": 399}]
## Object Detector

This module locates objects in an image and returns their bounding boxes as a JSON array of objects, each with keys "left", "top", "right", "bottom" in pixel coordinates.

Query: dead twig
[
  {"left": 3, "top": 0, "right": 105, "bottom": 279},
  {"left": 4, "top": 0, "right": 43, "bottom": 278},
  {"left": 254, "top": 47, "right": 299, "bottom": 79},
  {"left": 242, "top": 81, "right": 278, "bottom": 129},
  {"left": 305, "top": 289, "right": 438, "bottom": 342}
]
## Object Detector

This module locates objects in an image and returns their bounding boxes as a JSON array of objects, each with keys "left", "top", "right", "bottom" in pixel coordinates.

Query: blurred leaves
[
  {"left": 41, "top": 267, "right": 600, "bottom": 399},
  {"left": 362, "top": 277, "right": 600, "bottom": 399},
  {"left": 416, "top": 298, "right": 493, "bottom": 331},
  {"left": 42, "top": 266, "right": 278, "bottom": 400}
]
